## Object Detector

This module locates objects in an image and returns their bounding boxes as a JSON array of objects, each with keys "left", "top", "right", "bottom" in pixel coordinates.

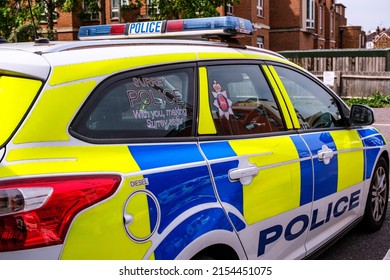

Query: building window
[
  {"left": 82, "top": 1, "right": 99, "bottom": 21},
  {"left": 147, "top": 0, "right": 160, "bottom": 16},
  {"left": 330, "top": 12, "right": 334, "bottom": 34},
  {"left": 306, "top": 0, "right": 315, "bottom": 29},
  {"left": 111, "top": 0, "right": 120, "bottom": 19},
  {"left": 38, "top": 0, "right": 58, "bottom": 23},
  {"left": 257, "top": 36, "right": 264, "bottom": 48},
  {"left": 319, "top": 6, "right": 323, "bottom": 34},
  {"left": 226, "top": 3, "right": 234, "bottom": 15},
  {"left": 257, "top": 0, "right": 264, "bottom": 17}
]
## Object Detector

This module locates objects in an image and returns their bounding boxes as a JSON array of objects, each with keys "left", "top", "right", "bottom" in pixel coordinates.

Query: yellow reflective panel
[
  {"left": 49, "top": 53, "right": 196, "bottom": 86},
  {"left": 267, "top": 66, "right": 301, "bottom": 129},
  {"left": 13, "top": 81, "right": 95, "bottom": 144},
  {"left": 61, "top": 177, "right": 154, "bottom": 260},
  {"left": 3, "top": 145, "right": 139, "bottom": 177},
  {"left": 261, "top": 66, "right": 294, "bottom": 129},
  {"left": 229, "top": 137, "right": 301, "bottom": 224},
  {"left": 0, "top": 76, "right": 41, "bottom": 146},
  {"left": 331, "top": 130, "right": 364, "bottom": 192},
  {"left": 197, "top": 52, "right": 246, "bottom": 60},
  {"left": 198, "top": 67, "right": 217, "bottom": 135}
]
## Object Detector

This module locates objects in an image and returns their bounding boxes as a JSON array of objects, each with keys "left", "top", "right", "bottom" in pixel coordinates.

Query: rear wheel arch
[{"left": 191, "top": 244, "right": 240, "bottom": 260}]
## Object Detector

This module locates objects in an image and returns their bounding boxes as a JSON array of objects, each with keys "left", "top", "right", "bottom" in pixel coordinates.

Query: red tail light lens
[{"left": 0, "top": 175, "right": 121, "bottom": 252}]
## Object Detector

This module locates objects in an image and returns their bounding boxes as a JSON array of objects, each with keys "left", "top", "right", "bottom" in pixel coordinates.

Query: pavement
[{"left": 373, "top": 108, "right": 390, "bottom": 143}]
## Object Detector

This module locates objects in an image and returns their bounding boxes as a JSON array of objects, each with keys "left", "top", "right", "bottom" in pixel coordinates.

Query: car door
[
  {"left": 267, "top": 63, "right": 367, "bottom": 256},
  {"left": 64, "top": 63, "right": 240, "bottom": 260},
  {"left": 197, "top": 62, "right": 314, "bottom": 259}
]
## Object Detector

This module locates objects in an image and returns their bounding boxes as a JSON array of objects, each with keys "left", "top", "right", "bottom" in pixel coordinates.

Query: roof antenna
[{"left": 27, "top": 0, "right": 49, "bottom": 44}]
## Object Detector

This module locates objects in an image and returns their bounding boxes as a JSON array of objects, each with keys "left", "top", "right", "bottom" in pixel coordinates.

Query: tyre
[{"left": 361, "top": 157, "right": 389, "bottom": 232}]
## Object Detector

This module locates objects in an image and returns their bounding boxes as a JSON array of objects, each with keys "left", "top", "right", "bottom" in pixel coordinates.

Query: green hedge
[{"left": 343, "top": 92, "right": 390, "bottom": 108}]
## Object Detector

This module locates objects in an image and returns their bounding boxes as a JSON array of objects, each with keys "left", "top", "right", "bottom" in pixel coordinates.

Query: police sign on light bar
[
  {"left": 128, "top": 21, "right": 163, "bottom": 35},
  {"left": 78, "top": 16, "right": 253, "bottom": 40}
]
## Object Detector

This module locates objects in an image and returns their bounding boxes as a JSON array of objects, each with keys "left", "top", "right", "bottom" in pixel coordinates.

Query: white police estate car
[{"left": 0, "top": 16, "right": 388, "bottom": 260}]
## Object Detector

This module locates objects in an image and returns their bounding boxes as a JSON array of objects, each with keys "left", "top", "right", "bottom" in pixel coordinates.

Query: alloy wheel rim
[{"left": 371, "top": 166, "right": 388, "bottom": 222}]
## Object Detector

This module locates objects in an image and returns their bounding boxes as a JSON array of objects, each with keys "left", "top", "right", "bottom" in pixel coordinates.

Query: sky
[{"left": 337, "top": 0, "right": 390, "bottom": 32}]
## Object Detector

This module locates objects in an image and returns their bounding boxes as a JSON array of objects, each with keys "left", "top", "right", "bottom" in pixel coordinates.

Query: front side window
[
  {"left": 72, "top": 67, "right": 194, "bottom": 140},
  {"left": 207, "top": 64, "right": 285, "bottom": 136},
  {"left": 272, "top": 65, "right": 345, "bottom": 129}
]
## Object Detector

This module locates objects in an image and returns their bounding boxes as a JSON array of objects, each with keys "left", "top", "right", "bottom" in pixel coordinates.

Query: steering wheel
[{"left": 307, "top": 112, "right": 334, "bottom": 128}]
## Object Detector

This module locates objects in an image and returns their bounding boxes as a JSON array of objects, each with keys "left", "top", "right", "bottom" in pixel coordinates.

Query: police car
[{"left": 0, "top": 16, "right": 388, "bottom": 260}]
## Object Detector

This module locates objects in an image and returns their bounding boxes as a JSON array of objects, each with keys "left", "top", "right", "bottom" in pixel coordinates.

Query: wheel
[{"left": 361, "top": 157, "right": 389, "bottom": 232}]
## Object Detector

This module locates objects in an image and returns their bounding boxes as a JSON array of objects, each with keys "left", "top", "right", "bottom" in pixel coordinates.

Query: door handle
[
  {"left": 317, "top": 144, "right": 334, "bottom": 165},
  {"left": 229, "top": 160, "right": 259, "bottom": 186}
]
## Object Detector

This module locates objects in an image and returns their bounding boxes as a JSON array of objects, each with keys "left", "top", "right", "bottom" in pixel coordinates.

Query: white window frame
[
  {"left": 147, "top": 0, "right": 160, "bottom": 15},
  {"left": 82, "top": 0, "right": 99, "bottom": 21},
  {"left": 306, "top": 0, "right": 315, "bottom": 29},
  {"left": 319, "top": 6, "right": 323, "bottom": 34},
  {"left": 330, "top": 12, "right": 334, "bottom": 34},
  {"left": 226, "top": 3, "right": 234, "bottom": 15},
  {"left": 111, "top": 0, "right": 120, "bottom": 19},
  {"left": 257, "top": 0, "right": 264, "bottom": 17},
  {"left": 257, "top": 36, "right": 264, "bottom": 48}
]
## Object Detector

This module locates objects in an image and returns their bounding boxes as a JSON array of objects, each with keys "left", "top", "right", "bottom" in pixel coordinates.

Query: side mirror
[{"left": 349, "top": 104, "right": 375, "bottom": 126}]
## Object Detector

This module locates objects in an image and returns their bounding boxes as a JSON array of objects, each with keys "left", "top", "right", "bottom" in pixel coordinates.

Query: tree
[
  {"left": 76, "top": 0, "right": 142, "bottom": 25},
  {"left": 0, "top": 0, "right": 33, "bottom": 41},
  {"left": 147, "top": 0, "right": 240, "bottom": 20},
  {"left": 0, "top": 0, "right": 78, "bottom": 41},
  {"left": 37, "top": 0, "right": 79, "bottom": 40}
]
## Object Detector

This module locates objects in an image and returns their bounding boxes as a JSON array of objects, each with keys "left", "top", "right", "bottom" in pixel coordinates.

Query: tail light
[{"left": 0, "top": 175, "right": 121, "bottom": 252}]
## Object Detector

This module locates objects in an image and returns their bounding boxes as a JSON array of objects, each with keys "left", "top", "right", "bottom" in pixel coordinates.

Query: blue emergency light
[{"left": 78, "top": 16, "right": 253, "bottom": 40}]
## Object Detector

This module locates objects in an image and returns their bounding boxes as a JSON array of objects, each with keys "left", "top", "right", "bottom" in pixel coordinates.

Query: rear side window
[
  {"left": 0, "top": 76, "right": 42, "bottom": 147},
  {"left": 71, "top": 67, "right": 194, "bottom": 140},
  {"left": 207, "top": 64, "right": 285, "bottom": 136}
]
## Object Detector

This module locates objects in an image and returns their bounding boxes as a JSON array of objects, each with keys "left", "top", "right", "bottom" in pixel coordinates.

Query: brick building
[
  {"left": 223, "top": 0, "right": 270, "bottom": 49},
  {"left": 339, "top": 26, "right": 366, "bottom": 49},
  {"left": 268, "top": 0, "right": 346, "bottom": 51},
  {"left": 366, "top": 27, "right": 390, "bottom": 49},
  {"left": 40, "top": 0, "right": 355, "bottom": 51},
  {"left": 40, "top": 1, "right": 142, "bottom": 41}
]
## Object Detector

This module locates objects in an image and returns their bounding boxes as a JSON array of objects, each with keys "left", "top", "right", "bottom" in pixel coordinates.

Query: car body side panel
[
  {"left": 12, "top": 81, "right": 96, "bottom": 144},
  {"left": 199, "top": 136, "right": 311, "bottom": 259},
  {"left": 2, "top": 145, "right": 138, "bottom": 177},
  {"left": 59, "top": 143, "right": 237, "bottom": 260},
  {"left": 0, "top": 76, "right": 42, "bottom": 147}
]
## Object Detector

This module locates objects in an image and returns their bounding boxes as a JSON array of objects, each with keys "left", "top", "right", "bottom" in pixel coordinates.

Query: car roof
[{"left": 0, "top": 38, "right": 287, "bottom": 81}]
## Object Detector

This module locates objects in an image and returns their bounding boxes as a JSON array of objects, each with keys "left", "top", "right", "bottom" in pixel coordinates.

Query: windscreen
[{"left": 0, "top": 75, "right": 42, "bottom": 147}]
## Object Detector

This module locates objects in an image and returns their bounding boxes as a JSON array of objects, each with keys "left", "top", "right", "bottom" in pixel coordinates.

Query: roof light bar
[
  {"left": 78, "top": 23, "right": 127, "bottom": 39},
  {"left": 78, "top": 16, "right": 253, "bottom": 40}
]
